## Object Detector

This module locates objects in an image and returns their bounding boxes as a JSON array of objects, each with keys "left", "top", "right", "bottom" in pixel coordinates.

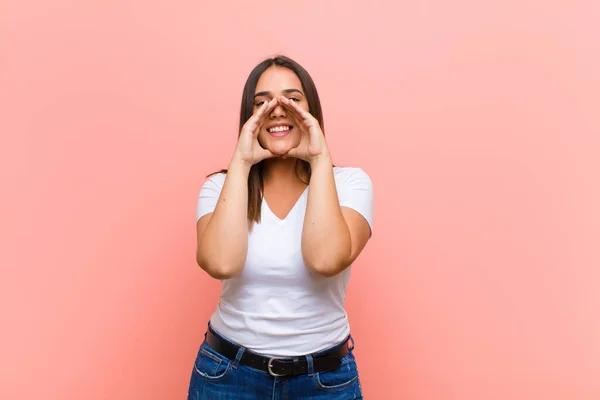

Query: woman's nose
[{"left": 270, "top": 103, "right": 286, "bottom": 118}]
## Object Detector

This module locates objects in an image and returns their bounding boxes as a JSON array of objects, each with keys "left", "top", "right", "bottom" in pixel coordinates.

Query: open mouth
[{"left": 267, "top": 125, "right": 293, "bottom": 134}]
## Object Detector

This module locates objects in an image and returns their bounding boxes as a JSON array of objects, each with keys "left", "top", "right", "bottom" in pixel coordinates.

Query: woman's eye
[
  {"left": 289, "top": 97, "right": 299, "bottom": 102},
  {"left": 255, "top": 100, "right": 265, "bottom": 107}
]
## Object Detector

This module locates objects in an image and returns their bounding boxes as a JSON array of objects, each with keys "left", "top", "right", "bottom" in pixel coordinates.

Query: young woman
[{"left": 188, "top": 55, "right": 373, "bottom": 399}]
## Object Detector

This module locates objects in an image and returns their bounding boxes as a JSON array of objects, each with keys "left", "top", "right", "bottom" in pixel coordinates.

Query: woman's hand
[
  {"left": 232, "top": 98, "right": 279, "bottom": 166},
  {"left": 278, "top": 96, "right": 329, "bottom": 164}
]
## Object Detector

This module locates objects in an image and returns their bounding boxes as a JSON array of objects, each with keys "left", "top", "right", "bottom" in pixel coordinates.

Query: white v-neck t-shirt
[{"left": 196, "top": 166, "right": 373, "bottom": 356}]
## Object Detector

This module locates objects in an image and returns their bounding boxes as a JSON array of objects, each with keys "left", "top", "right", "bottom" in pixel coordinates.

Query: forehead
[{"left": 255, "top": 66, "right": 303, "bottom": 93}]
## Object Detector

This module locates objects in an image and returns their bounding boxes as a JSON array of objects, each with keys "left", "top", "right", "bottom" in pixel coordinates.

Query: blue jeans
[{"left": 187, "top": 328, "right": 363, "bottom": 399}]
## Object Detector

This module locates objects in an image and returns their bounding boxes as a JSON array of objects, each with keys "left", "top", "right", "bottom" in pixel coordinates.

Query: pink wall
[{"left": 2, "top": 1, "right": 599, "bottom": 399}]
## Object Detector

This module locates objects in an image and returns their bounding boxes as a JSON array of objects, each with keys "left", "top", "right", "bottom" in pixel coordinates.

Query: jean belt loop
[
  {"left": 306, "top": 354, "right": 315, "bottom": 377},
  {"left": 232, "top": 346, "right": 246, "bottom": 369},
  {"left": 348, "top": 334, "right": 355, "bottom": 351}
]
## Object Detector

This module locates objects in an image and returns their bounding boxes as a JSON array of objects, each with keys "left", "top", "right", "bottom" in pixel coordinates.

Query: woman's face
[{"left": 254, "top": 66, "right": 309, "bottom": 157}]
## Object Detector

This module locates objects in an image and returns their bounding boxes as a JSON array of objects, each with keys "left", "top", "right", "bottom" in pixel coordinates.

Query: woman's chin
[{"left": 268, "top": 142, "right": 297, "bottom": 157}]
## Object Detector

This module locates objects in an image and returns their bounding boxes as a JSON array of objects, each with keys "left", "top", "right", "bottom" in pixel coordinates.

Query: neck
[{"left": 262, "top": 157, "right": 306, "bottom": 185}]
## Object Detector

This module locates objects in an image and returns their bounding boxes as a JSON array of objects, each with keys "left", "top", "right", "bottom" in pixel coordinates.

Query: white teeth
[{"left": 269, "top": 126, "right": 290, "bottom": 133}]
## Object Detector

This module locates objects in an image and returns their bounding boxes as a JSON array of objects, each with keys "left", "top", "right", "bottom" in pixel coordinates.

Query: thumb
[
  {"left": 284, "top": 147, "right": 297, "bottom": 159},
  {"left": 257, "top": 147, "right": 276, "bottom": 161}
]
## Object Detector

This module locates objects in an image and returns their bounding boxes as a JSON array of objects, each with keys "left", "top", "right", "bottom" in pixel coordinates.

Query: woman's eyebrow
[
  {"left": 282, "top": 89, "right": 304, "bottom": 96},
  {"left": 254, "top": 88, "right": 305, "bottom": 98}
]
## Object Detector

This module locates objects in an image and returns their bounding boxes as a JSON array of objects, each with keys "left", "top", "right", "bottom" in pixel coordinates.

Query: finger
[
  {"left": 277, "top": 96, "right": 302, "bottom": 119},
  {"left": 261, "top": 98, "right": 279, "bottom": 122},
  {"left": 279, "top": 98, "right": 316, "bottom": 134},
  {"left": 257, "top": 147, "right": 276, "bottom": 161},
  {"left": 265, "top": 97, "right": 279, "bottom": 113},
  {"left": 283, "top": 148, "right": 294, "bottom": 158},
  {"left": 279, "top": 96, "right": 312, "bottom": 123},
  {"left": 255, "top": 97, "right": 278, "bottom": 118},
  {"left": 255, "top": 98, "right": 279, "bottom": 135},
  {"left": 275, "top": 97, "right": 305, "bottom": 132},
  {"left": 284, "top": 147, "right": 304, "bottom": 161},
  {"left": 242, "top": 101, "right": 269, "bottom": 135},
  {"left": 248, "top": 99, "right": 276, "bottom": 137},
  {"left": 252, "top": 100, "right": 271, "bottom": 121}
]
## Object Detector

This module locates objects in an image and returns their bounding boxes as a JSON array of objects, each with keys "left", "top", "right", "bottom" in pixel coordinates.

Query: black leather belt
[{"left": 205, "top": 326, "right": 351, "bottom": 377}]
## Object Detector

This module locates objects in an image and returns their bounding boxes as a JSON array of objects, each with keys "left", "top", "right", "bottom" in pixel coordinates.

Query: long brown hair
[{"left": 209, "top": 55, "right": 325, "bottom": 226}]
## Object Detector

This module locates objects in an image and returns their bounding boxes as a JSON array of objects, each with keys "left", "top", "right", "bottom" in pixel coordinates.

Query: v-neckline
[{"left": 262, "top": 186, "right": 309, "bottom": 223}]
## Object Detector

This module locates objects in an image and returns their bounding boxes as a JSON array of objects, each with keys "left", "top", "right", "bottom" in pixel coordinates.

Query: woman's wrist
[
  {"left": 228, "top": 156, "right": 252, "bottom": 176},
  {"left": 309, "top": 150, "right": 333, "bottom": 170}
]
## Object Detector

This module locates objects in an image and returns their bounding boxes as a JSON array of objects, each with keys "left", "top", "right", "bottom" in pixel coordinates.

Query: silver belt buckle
[{"left": 268, "top": 358, "right": 285, "bottom": 377}]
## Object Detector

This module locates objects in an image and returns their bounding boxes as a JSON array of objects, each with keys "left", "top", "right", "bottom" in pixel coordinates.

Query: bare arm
[
  {"left": 301, "top": 153, "right": 372, "bottom": 277},
  {"left": 195, "top": 99, "right": 278, "bottom": 279},
  {"left": 196, "top": 160, "right": 251, "bottom": 279},
  {"left": 278, "top": 95, "right": 372, "bottom": 277}
]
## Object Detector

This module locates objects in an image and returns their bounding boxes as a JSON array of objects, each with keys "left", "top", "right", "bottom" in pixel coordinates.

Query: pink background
[{"left": 2, "top": 1, "right": 599, "bottom": 399}]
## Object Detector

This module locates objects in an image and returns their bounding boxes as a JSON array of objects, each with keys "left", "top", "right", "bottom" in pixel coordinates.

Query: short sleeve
[
  {"left": 196, "top": 173, "right": 226, "bottom": 222},
  {"left": 335, "top": 167, "right": 374, "bottom": 236}
]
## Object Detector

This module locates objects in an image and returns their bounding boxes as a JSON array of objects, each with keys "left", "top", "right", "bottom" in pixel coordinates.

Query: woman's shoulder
[
  {"left": 333, "top": 166, "right": 372, "bottom": 184},
  {"left": 333, "top": 165, "right": 369, "bottom": 174},
  {"left": 202, "top": 170, "right": 227, "bottom": 189}
]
